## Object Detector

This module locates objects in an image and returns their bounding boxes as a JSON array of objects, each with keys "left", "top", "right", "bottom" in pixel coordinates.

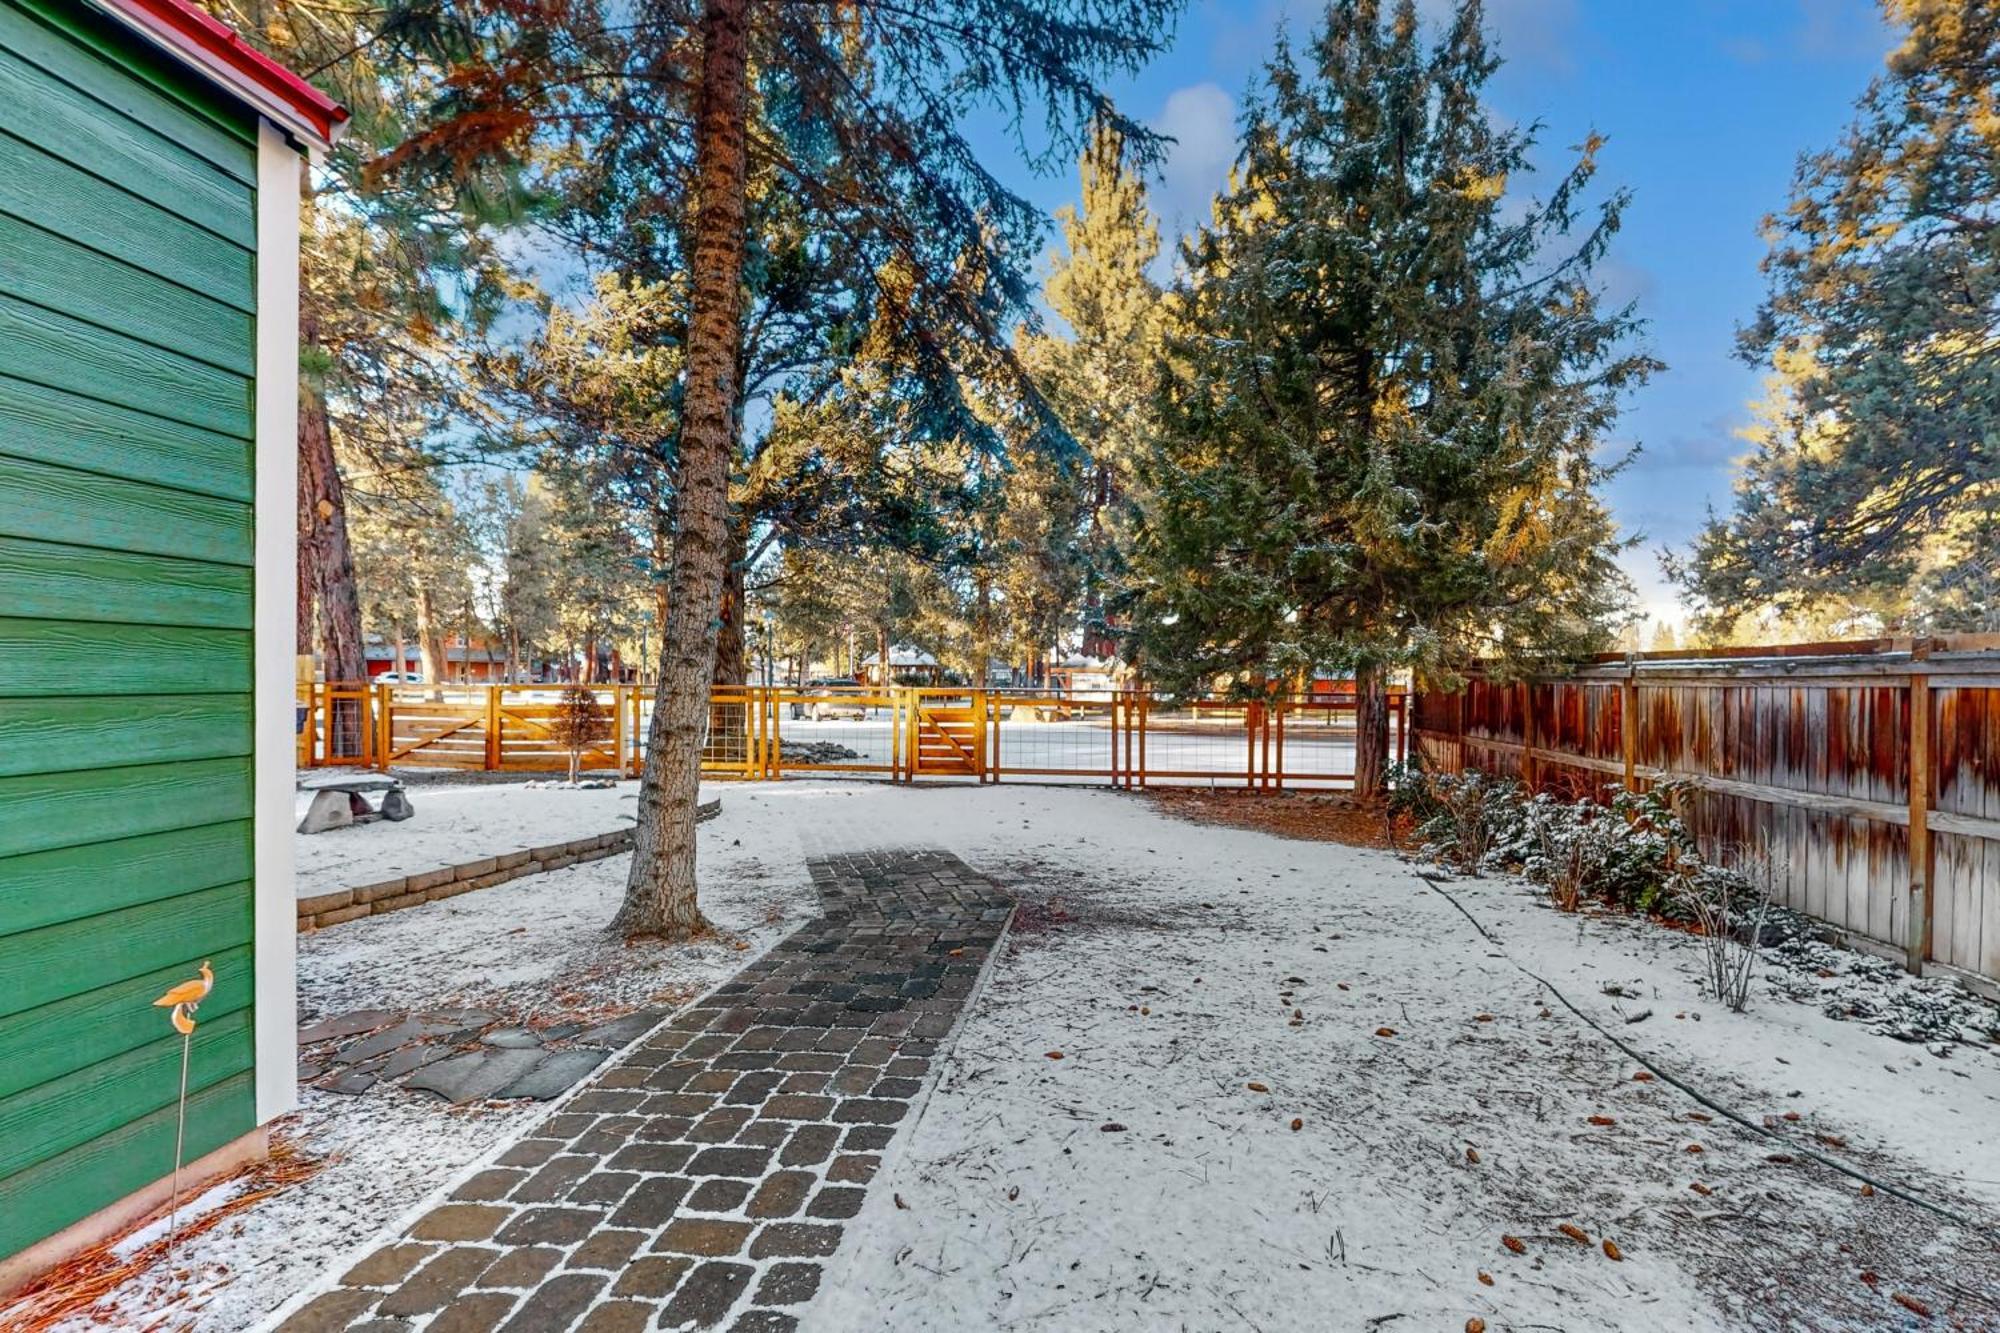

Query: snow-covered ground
[
  {"left": 293, "top": 780, "right": 714, "bottom": 899},
  {"left": 760, "top": 784, "right": 1998, "bottom": 1332},
  {"left": 27, "top": 781, "right": 1999, "bottom": 1331}
]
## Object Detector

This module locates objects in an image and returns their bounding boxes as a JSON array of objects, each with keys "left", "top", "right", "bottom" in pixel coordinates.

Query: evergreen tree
[
  {"left": 1130, "top": 0, "right": 1655, "bottom": 796},
  {"left": 388, "top": 2, "right": 1183, "bottom": 939},
  {"left": 1020, "top": 123, "right": 1166, "bottom": 643},
  {"left": 1675, "top": 2, "right": 2000, "bottom": 633}
]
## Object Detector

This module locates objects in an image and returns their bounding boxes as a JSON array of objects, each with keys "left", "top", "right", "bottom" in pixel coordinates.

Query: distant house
[
  {"left": 1047, "top": 654, "right": 1123, "bottom": 698},
  {"left": 858, "top": 645, "right": 949, "bottom": 686},
  {"left": 364, "top": 639, "right": 523, "bottom": 683},
  {"left": 0, "top": 0, "right": 343, "bottom": 1289}
]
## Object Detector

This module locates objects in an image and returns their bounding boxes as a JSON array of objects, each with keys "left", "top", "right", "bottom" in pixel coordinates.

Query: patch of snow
[{"left": 293, "top": 780, "right": 714, "bottom": 900}]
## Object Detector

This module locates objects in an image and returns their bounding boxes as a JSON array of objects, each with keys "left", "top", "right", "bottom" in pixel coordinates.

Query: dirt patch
[{"left": 1146, "top": 788, "right": 1411, "bottom": 850}]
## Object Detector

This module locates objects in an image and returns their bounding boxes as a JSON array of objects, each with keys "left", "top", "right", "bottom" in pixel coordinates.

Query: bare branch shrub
[{"left": 1672, "top": 847, "right": 1779, "bottom": 1012}]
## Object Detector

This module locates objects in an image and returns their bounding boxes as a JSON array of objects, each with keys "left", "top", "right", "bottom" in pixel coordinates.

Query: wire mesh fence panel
[
  {"left": 984, "top": 691, "right": 1122, "bottom": 783},
  {"left": 1134, "top": 695, "right": 1263, "bottom": 787},
  {"left": 772, "top": 688, "right": 901, "bottom": 779}
]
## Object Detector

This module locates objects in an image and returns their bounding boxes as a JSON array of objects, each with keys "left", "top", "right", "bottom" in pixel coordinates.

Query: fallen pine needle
[{"left": 0, "top": 1133, "right": 325, "bottom": 1333}]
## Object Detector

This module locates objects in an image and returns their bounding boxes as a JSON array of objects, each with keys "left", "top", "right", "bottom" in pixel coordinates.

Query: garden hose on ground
[{"left": 1412, "top": 868, "right": 1992, "bottom": 1238}]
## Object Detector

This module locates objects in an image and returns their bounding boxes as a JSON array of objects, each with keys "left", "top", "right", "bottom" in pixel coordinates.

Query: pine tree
[
  {"left": 1675, "top": 5, "right": 2000, "bottom": 633},
  {"left": 1131, "top": 0, "right": 1656, "bottom": 797}
]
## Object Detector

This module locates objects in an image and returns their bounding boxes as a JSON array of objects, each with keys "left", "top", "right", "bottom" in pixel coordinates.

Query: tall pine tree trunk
[
  {"left": 614, "top": 0, "right": 747, "bottom": 941},
  {"left": 1353, "top": 661, "right": 1389, "bottom": 801},
  {"left": 415, "top": 586, "right": 445, "bottom": 698},
  {"left": 298, "top": 313, "right": 365, "bottom": 751},
  {"left": 711, "top": 522, "right": 747, "bottom": 685}
]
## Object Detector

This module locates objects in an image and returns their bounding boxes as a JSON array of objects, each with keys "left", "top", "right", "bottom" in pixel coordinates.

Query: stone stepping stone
[
  {"left": 481, "top": 1027, "right": 542, "bottom": 1049},
  {"left": 298, "top": 1009, "right": 401, "bottom": 1045},
  {"left": 494, "top": 1049, "right": 608, "bottom": 1100},
  {"left": 325, "top": 1068, "right": 379, "bottom": 1096},
  {"left": 381, "top": 1043, "right": 455, "bottom": 1080},
  {"left": 573, "top": 1008, "right": 669, "bottom": 1049},
  {"left": 405, "top": 1048, "right": 546, "bottom": 1105},
  {"left": 333, "top": 1019, "right": 429, "bottom": 1064}
]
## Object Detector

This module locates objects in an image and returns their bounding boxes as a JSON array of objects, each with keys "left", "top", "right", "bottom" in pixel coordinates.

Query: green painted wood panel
[
  {"left": 0, "top": 944, "right": 252, "bottom": 1102},
  {"left": 0, "top": 374, "right": 251, "bottom": 502},
  {"left": 0, "top": 695, "right": 251, "bottom": 778},
  {"left": 0, "top": 1007, "right": 252, "bottom": 1179},
  {"left": 0, "top": 880, "right": 252, "bottom": 1019},
  {"left": 0, "top": 130, "right": 254, "bottom": 312},
  {"left": 0, "top": 215, "right": 253, "bottom": 375},
  {"left": 0, "top": 756, "right": 252, "bottom": 860},
  {"left": 0, "top": 47, "right": 253, "bottom": 246},
  {"left": 0, "top": 822, "right": 250, "bottom": 937},
  {"left": 0, "top": 0, "right": 263, "bottom": 1262},
  {"left": 0, "top": 619, "right": 250, "bottom": 698},
  {"left": 0, "top": 0, "right": 256, "bottom": 175},
  {"left": 0, "top": 536, "right": 251, "bottom": 629},
  {"left": 0, "top": 454, "right": 252, "bottom": 565},
  {"left": 0, "top": 293, "right": 250, "bottom": 438},
  {"left": 0, "top": 1071, "right": 255, "bottom": 1261}
]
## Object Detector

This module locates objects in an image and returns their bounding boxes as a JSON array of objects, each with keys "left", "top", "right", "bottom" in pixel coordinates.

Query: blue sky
[{"left": 985, "top": 0, "right": 1896, "bottom": 622}]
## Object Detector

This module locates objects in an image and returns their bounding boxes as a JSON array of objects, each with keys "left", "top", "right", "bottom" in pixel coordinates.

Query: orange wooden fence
[{"left": 300, "top": 682, "right": 1407, "bottom": 790}]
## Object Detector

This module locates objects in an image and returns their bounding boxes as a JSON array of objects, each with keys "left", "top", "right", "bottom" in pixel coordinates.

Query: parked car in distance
[
  {"left": 376, "top": 671, "right": 424, "bottom": 684},
  {"left": 790, "top": 679, "right": 869, "bottom": 721}
]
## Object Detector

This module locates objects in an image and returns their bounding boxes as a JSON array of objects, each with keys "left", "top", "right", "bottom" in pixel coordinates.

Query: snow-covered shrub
[
  {"left": 1410, "top": 769, "right": 1525, "bottom": 871},
  {"left": 1490, "top": 782, "right": 1695, "bottom": 914}
]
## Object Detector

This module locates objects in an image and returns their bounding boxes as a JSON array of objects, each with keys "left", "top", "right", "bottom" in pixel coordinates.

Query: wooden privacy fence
[
  {"left": 300, "top": 682, "right": 1407, "bottom": 790},
  {"left": 1411, "top": 637, "right": 2000, "bottom": 990}
]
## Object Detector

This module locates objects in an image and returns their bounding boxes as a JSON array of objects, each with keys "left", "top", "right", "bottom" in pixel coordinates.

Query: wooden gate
[{"left": 905, "top": 691, "right": 985, "bottom": 779}]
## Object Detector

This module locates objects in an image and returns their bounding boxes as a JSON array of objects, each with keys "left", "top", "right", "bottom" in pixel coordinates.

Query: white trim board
[{"left": 252, "top": 119, "right": 301, "bottom": 1123}]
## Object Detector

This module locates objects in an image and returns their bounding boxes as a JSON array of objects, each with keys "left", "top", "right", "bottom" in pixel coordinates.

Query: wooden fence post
[
  {"left": 1520, "top": 681, "right": 1536, "bottom": 791},
  {"left": 1906, "top": 648, "right": 1934, "bottom": 974},
  {"left": 1621, "top": 664, "right": 1638, "bottom": 792},
  {"left": 485, "top": 685, "right": 502, "bottom": 770}
]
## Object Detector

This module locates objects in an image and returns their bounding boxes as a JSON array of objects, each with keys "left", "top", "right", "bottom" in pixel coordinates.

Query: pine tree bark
[
  {"left": 711, "top": 522, "right": 747, "bottom": 685},
  {"left": 614, "top": 0, "right": 747, "bottom": 941},
  {"left": 298, "top": 314, "right": 366, "bottom": 750},
  {"left": 1353, "top": 662, "right": 1390, "bottom": 801},
  {"left": 415, "top": 586, "right": 445, "bottom": 697}
]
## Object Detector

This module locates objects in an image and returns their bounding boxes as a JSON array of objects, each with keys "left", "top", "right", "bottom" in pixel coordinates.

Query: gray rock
[
  {"left": 481, "top": 1027, "right": 542, "bottom": 1049},
  {"left": 334, "top": 1019, "right": 427, "bottom": 1063},
  {"left": 325, "top": 1068, "right": 379, "bottom": 1095},
  {"left": 495, "top": 1049, "right": 609, "bottom": 1100},
  {"left": 574, "top": 1009, "right": 669, "bottom": 1049},
  {"left": 298, "top": 1009, "right": 401, "bottom": 1045},
  {"left": 405, "top": 1048, "right": 546, "bottom": 1105},
  {"left": 382, "top": 1043, "right": 455, "bottom": 1079}
]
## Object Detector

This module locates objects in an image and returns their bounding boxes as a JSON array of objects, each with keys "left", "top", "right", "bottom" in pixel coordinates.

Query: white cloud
[
  {"left": 1417, "top": 0, "right": 1578, "bottom": 74},
  {"left": 1149, "top": 82, "right": 1239, "bottom": 262}
]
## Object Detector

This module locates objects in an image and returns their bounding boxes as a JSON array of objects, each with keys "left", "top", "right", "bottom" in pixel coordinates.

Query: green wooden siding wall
[{"left": 0, "top": 0, "right": 261, "bottom": 1259}]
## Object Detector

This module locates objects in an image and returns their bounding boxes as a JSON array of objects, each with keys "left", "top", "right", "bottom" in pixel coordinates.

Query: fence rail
[
  {"left": 1412, "top": 638, "right": 2000, "bottom": 989},
  {"left": 300, "top": 682, "right": 1407, "bottom": 791}
]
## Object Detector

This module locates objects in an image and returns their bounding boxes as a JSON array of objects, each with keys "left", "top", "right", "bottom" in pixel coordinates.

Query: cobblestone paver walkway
[{"left": 278, "top": 851, "right": 1012, "bottom": 1333}]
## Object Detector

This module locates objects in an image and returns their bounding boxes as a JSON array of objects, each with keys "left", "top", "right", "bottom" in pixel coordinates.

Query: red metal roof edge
[{"left": 94, "top": 0, "right": 349, "bottom": 150}]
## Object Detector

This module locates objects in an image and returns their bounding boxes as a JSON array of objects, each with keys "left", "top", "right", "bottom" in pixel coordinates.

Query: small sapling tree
[{"left": 552, "top": 685, "right": 609, "bottom": 786}]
